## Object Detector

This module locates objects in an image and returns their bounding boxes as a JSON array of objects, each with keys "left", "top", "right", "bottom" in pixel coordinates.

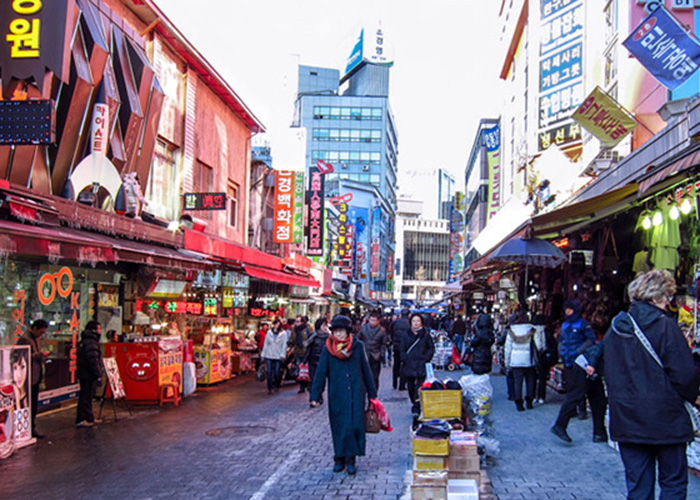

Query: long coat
[
  {"left": 587, "top": 301, "right": 699, "bottom": 444},
  {"left": 77, "top": 328, "right": 103, "bottom": 381},
  {"left": 470, "top": 314, "right": 495, "bottom": 375},
  {"left": 309, "top": 339, "right": 377, "bottom": 458},
  {"left": 400, "top": 328, "right": 435, "bottom": 379}
]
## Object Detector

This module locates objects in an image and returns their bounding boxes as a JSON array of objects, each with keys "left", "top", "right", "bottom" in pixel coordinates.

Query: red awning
[
  {"left": 639, "top": 148, "right": 700, "bottom": 194},
  {"left": 244, "top": 264, "right": 321, "bottom": 288}
]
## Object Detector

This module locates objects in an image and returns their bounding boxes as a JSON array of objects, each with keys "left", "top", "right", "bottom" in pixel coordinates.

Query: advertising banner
[
  {"left": 305, "top": 166, "right": 326, "bottom": 256},
  {"left": 0, "top": 0, "right": 75, "bottom": 94},
  {"left": 386, "top": 252, "right": 394, "bottom": 292},
  {"left": 623, "top": 5, "right": 700, "bottom": 90},
  {"left": 102, "top": 357, "right": 126, "bottom": 399},
  {"left": 274, "top": 170, "right": 304, "bottom": 243},
  {"left": 448, "top": 192, "right": 465, "bottom": 282},
  {"left": 331, "top": 193, "right": 354, "bottom": 276},
  {"left": 574, "top": 86, "right": 637, "bottom": 147},
  {"left": 485, "top": 125, "right": 502, "bottom": 221},
  {"left": 371, "top": 206, "right": 382, "bottom": 278},
  {"left": 351, "top": 207, "right": 369, "bottom": 282},
  {"left": 0, "top": 345, "right": 32, "bottom": 455}
]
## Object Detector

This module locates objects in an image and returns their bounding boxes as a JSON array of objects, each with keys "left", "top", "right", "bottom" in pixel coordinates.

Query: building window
[
  {"left": 312, "top": 106, "right": 383, "bottom": 121},
  {"left": 228, "top": 181, "right": 239, "bottom": 228},
  {"left": 194, "top": 160, "right": 214, "bottom": 220},
  {"left": 146, "top": 140, "right": 180, "bottom": 220}
]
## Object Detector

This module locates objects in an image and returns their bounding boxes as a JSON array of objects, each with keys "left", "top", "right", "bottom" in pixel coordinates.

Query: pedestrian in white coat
[{"left": 505, "top": 314, "right": 545, "bottom": 411}]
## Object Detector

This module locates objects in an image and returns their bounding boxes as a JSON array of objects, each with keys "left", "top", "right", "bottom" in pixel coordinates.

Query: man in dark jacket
[
  {"left": 389, "top": 309, "right": 411, "bottom": 390},
  {"left": 289, "top": 316, "right": 310, "bottom": 393},
  {"left": 471, "top": 314, "right": 495, "bottom": 375},
  {"left": 357, "top": 312, "right": 388, "bottom": 391},
  {"left": 76, "top": 321, "right": 103, "bottom": 427},
  {"left": 451, "top": 316, "right": 467, "bottom": 340},
  {"left": 585, "top": 270, "right": 699, "bottom": 499},
  {"left": 551, "top": 300, "right": 606, "bottom": 443},
  {"left": 17, "top": 319, "right": 48, "bottom": 438}
]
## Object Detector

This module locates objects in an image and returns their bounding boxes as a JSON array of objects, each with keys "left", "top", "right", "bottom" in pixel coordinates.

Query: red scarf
[{"left": 326, "top": 334, "right": 353, "bottom": 360}]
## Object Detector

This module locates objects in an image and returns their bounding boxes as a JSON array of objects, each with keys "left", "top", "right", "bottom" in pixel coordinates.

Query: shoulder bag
[
  {"left": 365, "top": 405, "right": 381, "bottom": 433},
  {"left": 626, "top": 313, "right": 700, "bottom": 432}
]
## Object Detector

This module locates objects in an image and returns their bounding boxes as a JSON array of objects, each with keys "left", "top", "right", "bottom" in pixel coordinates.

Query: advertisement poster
[
  {"left": 350, "top": 207, "right": 369, "bottom": 282},
  {"left": 370, "top": 206, "right": 382, "bottom": 279},
  {"left": 623, "top": 5, "right": 700, "bottom": 90},
  {"left": 485, "top": 125, "right": 502, "bottom": 221},
  {"left": 574, "top": 86, "right": 637, "bottom": 148},
  {"left": 102, "top": 357, "right": 126, "bottom": 399},
  {"left": 158, "top": 338, "right": 183, "bottom": 389},
  {"left": 0, "top": 345, "right": 32, "bottom": 459}
]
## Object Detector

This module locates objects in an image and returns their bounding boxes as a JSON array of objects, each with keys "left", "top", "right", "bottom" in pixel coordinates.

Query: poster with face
[{"left": 0, "top": 345, "right": 32, "bottom": 457}]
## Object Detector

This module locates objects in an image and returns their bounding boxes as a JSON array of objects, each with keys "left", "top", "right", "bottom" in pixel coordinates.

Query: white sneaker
[
  {"left": 76, "top": 421, "right": 94, "bottom": 427},
  {"left": 536, "top": 399, "right": 545, "bottom": 404}
]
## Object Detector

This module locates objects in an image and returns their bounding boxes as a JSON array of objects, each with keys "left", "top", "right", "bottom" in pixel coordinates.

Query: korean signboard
[
  {"left": 371, "top": 206, "right": 381, "bottom": 279},
  {"left": 485, "top": 125, "right": 502, "bottom": 221},
  {"left": 305, "top": 164, "right": 326, "bottom": 256},
  {"left": 350, "top": 207, "right": 369, "bottom": 282},
  {"left": 344, "top": 23, "right": 394, "bottom": 77},
  {"left": 274, "top": 171, "right": 304, "bottom": 243},
  {"left": 448, "top": 192, "right": 465, "bottom": 282},
  {"left": 0, "top": 0, "right": 75, "bottom": 95},
  {"left": 573, "top": 86, "right": 637, "bottom": 148},
  {"left": 183, "top": 192, "right": 226, "bottom": 211},
  {"left": 623, "top": 5, "right": 700, "bottom": 90},
  {"left": 538, "top": 0, "right": 584, "bottom": 156},
  {"left": 331, "top": 193, "right": 354, "bottom": 276}
]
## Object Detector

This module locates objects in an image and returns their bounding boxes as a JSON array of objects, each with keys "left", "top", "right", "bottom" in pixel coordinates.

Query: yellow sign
[{"left": 573, "top": 86, "right": 637, "bottom": 148}]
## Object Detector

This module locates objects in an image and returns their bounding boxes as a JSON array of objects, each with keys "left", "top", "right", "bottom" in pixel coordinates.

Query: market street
[{"left": 1, "top": 367, "right": 699, "bottom": 500}]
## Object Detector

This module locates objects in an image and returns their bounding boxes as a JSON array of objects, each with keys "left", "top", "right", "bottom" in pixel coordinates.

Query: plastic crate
[{"left": 420, "top": 389, "right": 462, "bottom": 419}]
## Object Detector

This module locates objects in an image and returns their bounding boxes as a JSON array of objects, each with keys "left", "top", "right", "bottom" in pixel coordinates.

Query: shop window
[
  {"left": 146, "top": 140, "right": 180, "bottom": 220},
  {"left": 228, "top": 182, "right": 239, "bottom": 228}
]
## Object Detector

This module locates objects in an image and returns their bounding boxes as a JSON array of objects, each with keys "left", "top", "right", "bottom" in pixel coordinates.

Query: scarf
[{"left": 326, "top": 334, "right": 353, "bottom": 360}]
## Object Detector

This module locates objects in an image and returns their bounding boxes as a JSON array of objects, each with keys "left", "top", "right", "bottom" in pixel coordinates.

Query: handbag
[
  {"left": 365, "top": 406, "right": 381, "bottom": 433},
  {"left": 626, "top": 313, "right": 700, "bottom": 433},
  {"left": 297, "top": 362, "right": 311, "bottom": 383}
]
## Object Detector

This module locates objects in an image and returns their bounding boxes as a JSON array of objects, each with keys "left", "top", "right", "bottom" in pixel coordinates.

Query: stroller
[{"left": 446, "top": 335, "right": 472, "bottom": 371}]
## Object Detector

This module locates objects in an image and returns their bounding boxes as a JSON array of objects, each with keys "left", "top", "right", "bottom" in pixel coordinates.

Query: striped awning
[{"left": 639, "top": 148, "right": 700, "bottom": 194}]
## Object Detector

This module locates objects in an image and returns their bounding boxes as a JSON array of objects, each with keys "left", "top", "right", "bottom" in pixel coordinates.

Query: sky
[{"left": 159, "top": 0, "right": 504, "bottom": 193}]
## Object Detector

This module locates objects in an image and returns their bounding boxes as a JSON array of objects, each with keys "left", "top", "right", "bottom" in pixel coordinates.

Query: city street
[{"left": 1, "top": 366, "right": 699, "bottom": 499}]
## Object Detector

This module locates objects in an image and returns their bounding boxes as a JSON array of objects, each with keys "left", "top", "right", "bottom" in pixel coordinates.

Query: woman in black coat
[
  {"left": 76, "top": 321, "right": 103, "bottom": 427},
  {"left": 304, "top": 318, "right": 330, "bottom": 402},
  {"left": 470, "top": 314, "right": 495, "bottom": 375},
  {"left": 309, "top": 315, "right": 377, "bottom": 475},
  {"left": 400, "top": 313, "right": 435, "bottom": 415},
  {"left": 585, "top": 270, "right": 699, "bottom": 499}
]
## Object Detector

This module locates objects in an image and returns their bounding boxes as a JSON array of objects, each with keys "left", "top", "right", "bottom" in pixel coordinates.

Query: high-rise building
[
  {"left": 294, "top": 29, "right": 398, "bottom": 297},
  {"left": 401, "top": 168, "right": 456, "bottom": 220}
]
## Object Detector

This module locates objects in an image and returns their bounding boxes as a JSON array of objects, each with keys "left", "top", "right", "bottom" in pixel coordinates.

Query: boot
[
  {"left": 346, "top": 456, "right": 357, "bottom": 475},
  {"left": 515, "top": 399, "right": 525, "bottom": 412},
  {"left": 332, "top": 457, "right": 345, "bottom": 473},
  {"left": 525, "top": 397, "right": 534, "bottom": 410}
]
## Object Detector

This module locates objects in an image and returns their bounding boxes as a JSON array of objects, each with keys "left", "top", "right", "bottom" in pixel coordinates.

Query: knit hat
[{"left": 563, "top": 300, "right": 581, "bottom": 316}]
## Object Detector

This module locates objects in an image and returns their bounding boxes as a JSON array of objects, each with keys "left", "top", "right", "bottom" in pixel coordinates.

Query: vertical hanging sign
[
  {"left": 330, "top": 193, "right": 354, "bottom": 276},
  {"left": 305, "top": 160, "right": 333, "bottom": 256},
  {"left": 292, "top": 172, "right": 305, "bottom": 244},
  {"left": 274, "top": 171, "right": 294, "bottom": 243},
  {"left": 370, "top": 206, "right": 381, "bottom": 278},
  {"left": 485, "top": 125, "right": 502, "bottom": 221}
]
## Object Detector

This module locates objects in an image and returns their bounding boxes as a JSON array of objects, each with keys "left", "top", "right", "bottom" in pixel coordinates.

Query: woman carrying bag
[
  {"left": 400, "top": 313, "right": 435, "bottom": 415},
  {"left": 309, "top": 315, "right": 377, "bottom": 475}
]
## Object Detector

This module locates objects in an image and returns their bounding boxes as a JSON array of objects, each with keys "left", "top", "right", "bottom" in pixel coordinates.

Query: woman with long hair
[{"left": 400, "top": 313, "right": 435, "bottom": 415}]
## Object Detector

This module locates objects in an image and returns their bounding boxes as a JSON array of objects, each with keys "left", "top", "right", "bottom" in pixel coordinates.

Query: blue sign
[
  {"left": 541, "top": 0, "right": 579, "bottom": 21},
  {"left": 345, "top": 29, "right": 364, "bottom": 76},
  {"left": 623, "top": 6, "right": 700, "bottom": 90},
  {"left": 540, "top": 0, "right": 583, "bottom": 56},
  {"left": 540, "top": 42, "right": 582, "bottom": 92}
]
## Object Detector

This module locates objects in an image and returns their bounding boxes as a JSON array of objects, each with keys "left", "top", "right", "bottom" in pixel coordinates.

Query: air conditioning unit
[{"left": 362, "top": 165, "right": 370, "bottom": 171}]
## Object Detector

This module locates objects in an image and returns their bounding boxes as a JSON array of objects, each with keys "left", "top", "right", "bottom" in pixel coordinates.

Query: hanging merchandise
[
  {"left": 650, "top": 198, "right": 681, "bottom": 271},
  {"left": 596, "top": 227, "right": 619, "bottom": 274}
]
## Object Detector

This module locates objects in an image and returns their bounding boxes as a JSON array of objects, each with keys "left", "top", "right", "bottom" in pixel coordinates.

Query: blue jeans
[
  {"left": 619, "top": 442, "right": 688, "bottom": 500},
  {"left": 265, "top": 359, "right": 281, "bottom": 392}
]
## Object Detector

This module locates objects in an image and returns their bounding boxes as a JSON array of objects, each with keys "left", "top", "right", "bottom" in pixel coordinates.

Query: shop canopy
[
  {"left": 638, "top": 146, "right": 700, "bottom": 195},
  {"left": 243, "top": 264, "right": 321, "bottom": 288}
]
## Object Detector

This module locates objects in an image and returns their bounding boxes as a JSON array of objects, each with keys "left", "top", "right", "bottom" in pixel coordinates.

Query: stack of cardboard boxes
[{"left": 410, "top": 390, "right": 481, "bottom": 500}]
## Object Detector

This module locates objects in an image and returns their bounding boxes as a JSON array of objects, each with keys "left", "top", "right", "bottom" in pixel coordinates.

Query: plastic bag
[
  {"left": 182, "top": 362, "right": 197, "bottom": 395},
  {"left": 369, "top": 398, "right": 393, "bottom": 432},
  {"left": 459, "top": 374, "right": 493, "bottom": 418},
  {"left": 297, "top": 363, "right": 311, "bottom": 382},
  {"left": 425, "top": 362, "right": 436, "bottom": 383}
]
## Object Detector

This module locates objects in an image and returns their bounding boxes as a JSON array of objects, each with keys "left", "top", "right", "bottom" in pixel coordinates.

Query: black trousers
[
  {"left": 619, "top": 442, "right": 688, "bottom": 500},
  {"left": 511, "top": 366, "right": 536, "bottom": 401},
  {"left": 535, "top": 360, "right": 550, "bottom": 400},
  {"left": 368, "top": 358, "right": 381, "bottom": 392},
  {"left": 76, "top": 378, "right": 98, "bottom": 424},
  {"left": 554, "top": 365, "right": 607, "bottom": 436},
  {"left": 30, "top": 382, "right": 39, "bottom": 433},
  {"left": 392, "top": 350, "right": 405, "bottom": 389},
  {"left": 406, "top": 375, "right": 426, "bottom": 411}
]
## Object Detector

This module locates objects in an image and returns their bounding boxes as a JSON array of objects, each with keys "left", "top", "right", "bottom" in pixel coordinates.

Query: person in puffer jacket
[
  {"left": 505, "top": 313, "right": 544, "bottom": 411},
  {"left": 76, "top": 321, "right": 103, "bottom": 427},
  {"left": 470, "top": 314, "right": 495, "bottom": 375}
]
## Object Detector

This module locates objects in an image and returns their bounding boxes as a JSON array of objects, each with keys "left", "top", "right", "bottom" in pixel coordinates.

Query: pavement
[{"left": 1, "top": 364, "right": 699, "bottom": 499}]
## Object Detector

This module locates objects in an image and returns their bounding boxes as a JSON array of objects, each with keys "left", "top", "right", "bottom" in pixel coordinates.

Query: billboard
[
  {"left": 485, "top": 125, "right": 502, "bottom": 221},
  {"left": 273, "top": 171, "right": 304, "bottom": 243},
  {"left": 371, "top": 206, "right": 382, "bottom": 278},
  {"left": 343, "top": 22, "right": 394, "bottom": 78},
  {"left": 351, "top": 207, "right": 369, "bottom": 282},
  {"left": 305, "top": 167, "right": 325, "bottom": 256}
]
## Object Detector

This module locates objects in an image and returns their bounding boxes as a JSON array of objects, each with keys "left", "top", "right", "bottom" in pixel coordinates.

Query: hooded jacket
[
  {"left": 77, "top": 328, "right": 103, "bottom": 380},
  {"left": 559, "top": 302, "right": 596, "bottom": 367},
  {"left": 589, "top": 301, "right": 699, "bottom": 444},
  {"left": 505, "top": 324, "right": 543, "bottom": 368},
  {"left": 470, "top": 314, "right": 495, "bottom": 375}
]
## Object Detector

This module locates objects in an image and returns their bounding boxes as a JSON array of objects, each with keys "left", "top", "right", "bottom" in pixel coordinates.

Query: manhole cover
[{"left": 206, "top": 425, "right": 275, "bottom": 438}]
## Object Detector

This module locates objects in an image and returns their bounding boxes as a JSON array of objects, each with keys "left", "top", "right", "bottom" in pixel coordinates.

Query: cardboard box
[
  {"left": 447, "top": 479, "right": 479, "bottom": 500},
  {"left": 412, "top": 469, "right": 449, "bottom": 487},
  {"left": 448, "top": 471, "right": 481, "bottom": 481},
  {"left": 414, "top": 454, "right": 449, "bottom": 471},
  {"left": 449, "top": 434, "right": 478, "bottom": 458},
  {"left": 411, "top": 485, "right": 448, "bottom": 500},
  {"left": 448, "top": 455, "right": 480, "bottom": 474},
  {"left": 421, "top": 390, "right": 463, "bottom": 419},
  {"left": 413, "top": 436, "right": 450, "bottom": 456}
]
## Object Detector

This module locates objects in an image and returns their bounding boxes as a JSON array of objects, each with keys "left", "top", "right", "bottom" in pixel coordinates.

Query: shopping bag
[
  {"left": 365, "top": 406, "right": 381, "bottom": 433},
  {"left": 297, "top": 363, "right": 311, "bottom": 382},
  {"left": 369, "top": 398, "right": 393, "bottom": 432}
]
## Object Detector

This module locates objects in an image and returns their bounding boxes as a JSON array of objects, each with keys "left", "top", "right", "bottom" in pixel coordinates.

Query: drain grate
[{"left": 206, "top": 425, "right": 275, "bottom": 438}]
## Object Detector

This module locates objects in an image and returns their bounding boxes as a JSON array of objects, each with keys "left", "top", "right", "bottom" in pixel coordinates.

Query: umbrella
[{"left": 489, "top": 237, "right": 567, "bottom": 302}]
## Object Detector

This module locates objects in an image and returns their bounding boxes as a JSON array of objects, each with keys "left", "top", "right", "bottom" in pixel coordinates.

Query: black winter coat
[
  {"left": 390, "top": 318, "right": 410, "bottom": 352},
  {"left": 452, "top": 318, "right": 467, "bottom": 337},
  {"left": 304, "top": 330, "right": 329, "bottom": 367},
  {"left": 471, "top": 315, "right": 495, "bottom": 375},
  {"left": 588, "top": 301, "right": 699, "bottom": 444},
  {"left": 77, "top": 328, "right": 103, "bottom": 381},
  {"left": 400, "top": 328, "right": 435, "bottom": 379}
]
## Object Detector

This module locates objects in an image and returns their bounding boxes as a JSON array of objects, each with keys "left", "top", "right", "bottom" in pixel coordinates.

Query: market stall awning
[
  {"left": 243, "top": 264, "right": 321, "bottom": 288},
  {"left": 530, "top": 182, "right": 638, "bottom": 238},
  {"left": 638, "top": 147, "right": 700, "bottom": 195}
]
